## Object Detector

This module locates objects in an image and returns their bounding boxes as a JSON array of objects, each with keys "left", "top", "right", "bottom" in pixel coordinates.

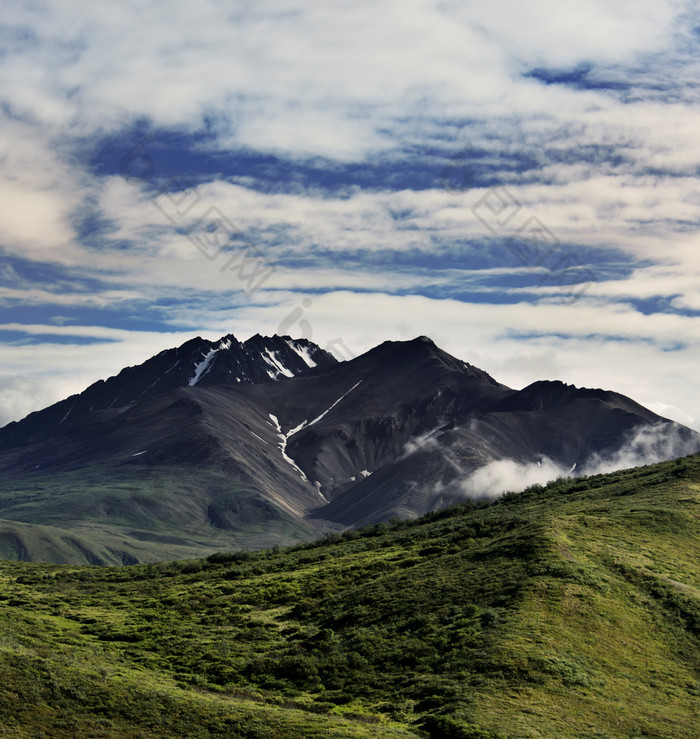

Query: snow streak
[
  {"left": 262, "top": 349, "right": 294, "bottom": 378},
  {"left": 286, "top": 340, "right": 317, "bottom": 368},
  {"left": 307, "top": 381, "right": 363, "bottom": 427},
  {"left": 268, "top": 413, "right": 308, "bottom": 481}
]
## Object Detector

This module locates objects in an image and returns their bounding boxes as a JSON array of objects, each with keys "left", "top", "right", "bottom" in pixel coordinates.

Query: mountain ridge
[
  {"left": 0, "top": 333, "right": 337, "bottom": 451},
  {"left": 0, "top": 332, "right": 698, "bottom": 564}
]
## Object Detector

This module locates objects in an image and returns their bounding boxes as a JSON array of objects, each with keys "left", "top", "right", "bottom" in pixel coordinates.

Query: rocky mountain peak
[{"left": 0, "top": 333, "right": 337, "bottom": 451}]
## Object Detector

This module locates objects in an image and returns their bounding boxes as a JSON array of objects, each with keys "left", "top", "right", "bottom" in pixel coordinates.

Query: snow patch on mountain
[
  {"left": 268, "top": 413, "right": 308, "bottom": 481},
  {"left": 308, "top": 381, "right": 363, "bottom": 427},
  {"left": 262, "top": 349, "right": 294, "bottom": 379},
  {"left": 189, "top": 348, "right": 218, "bottom": 386},
  {"left": 286, "top": 340, "right": 317, "bottom": 368},
  {"left": 188, "top": 338, "right": 237, "bottom": 386},
  {"left": 287, "top": 418, "right": 308, "bottom": 438},
  {"left": 58, "top": 402, "right": 75, "bottom": 426},
  {"left": 314, "top": 480, "right": 328, "bottom": 502}
]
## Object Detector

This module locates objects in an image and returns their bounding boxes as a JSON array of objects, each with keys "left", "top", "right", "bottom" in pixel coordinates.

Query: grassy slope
[
  {"left": 0, "top": 454, "right": 699, "bottom": 737},
  {"left": 0, "top": 466, "right": 317, "bottom": 565}
]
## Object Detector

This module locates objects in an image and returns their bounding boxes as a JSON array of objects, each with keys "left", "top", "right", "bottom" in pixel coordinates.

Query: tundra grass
[
  {"left": 1, "top": 454, "right": 699, "bottom": 737},
  {"left": 0, "top": 465, "right": 317, "bottom": 564}
]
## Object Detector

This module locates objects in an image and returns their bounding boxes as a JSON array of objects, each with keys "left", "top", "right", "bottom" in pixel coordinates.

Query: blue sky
[{"left": 1, "top": 0, "right": 699, "bottom": 430}]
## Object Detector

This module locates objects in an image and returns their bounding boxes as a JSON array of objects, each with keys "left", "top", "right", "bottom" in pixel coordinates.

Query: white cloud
[
  {"left": 0, "top": 325, "right": 223, "bottom": 427},
  {"left": 579, "top": 422, "right": 700, "bottom": 476},
  {"left": 215, "top": 291, "right": 700, "bottom": 431},
  {"left": 453, "top": 0, "right": 682, "bottom": 67},
  {"left": 457, "top": 420, "right": 700, "bottom": 500},
  {"left": 0, "top": 376, "right": 83, "bottom": 430},
  {"left": 460, "top": 456, "right": 569, "bottom": 498},
  {"left": 1, "top": 0, "right": 699, "bottom": 444}
]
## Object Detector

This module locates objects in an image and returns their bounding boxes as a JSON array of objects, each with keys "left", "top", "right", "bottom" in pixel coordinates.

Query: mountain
[
  {"left": 1, "top": 454, "right": 699, "bottom": 737},
  {"left": 0, "top": 333, "right": 337, "bottom": 450},
  {"left": 0, "top": 334, "right": 698, "bottom": 564}
]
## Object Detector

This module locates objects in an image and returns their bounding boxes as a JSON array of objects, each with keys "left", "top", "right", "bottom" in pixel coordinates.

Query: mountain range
[{"left": 0, "top": 333, "right": 698, "bottom": 564}]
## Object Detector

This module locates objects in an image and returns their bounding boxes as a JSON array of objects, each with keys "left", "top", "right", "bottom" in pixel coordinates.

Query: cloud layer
[
  {"left": 1, "top": 0, "right": 699, "bottom": 432},
  {"left": 459, "top": 421, "right": 700, "bottom": 499}
]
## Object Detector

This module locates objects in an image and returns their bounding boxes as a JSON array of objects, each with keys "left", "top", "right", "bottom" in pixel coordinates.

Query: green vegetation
[
  {"left": 1, "top": 454, "right": 699, "bottom": 737},
  {"left": 0, "top": 465, "right": 317, "bottom": 564}
]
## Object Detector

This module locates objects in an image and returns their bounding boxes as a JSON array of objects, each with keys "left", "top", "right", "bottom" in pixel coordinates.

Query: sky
[{"left": 1, "top": 0, "right": 699, "bottom": 431}]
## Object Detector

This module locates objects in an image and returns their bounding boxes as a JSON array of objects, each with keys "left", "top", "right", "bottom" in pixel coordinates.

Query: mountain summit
[
  {"left": 0, "top": 334, "right": 698, "bottom": 564},
  {"left": 0, "top": 334, "right": 337, "bottom": 450}
]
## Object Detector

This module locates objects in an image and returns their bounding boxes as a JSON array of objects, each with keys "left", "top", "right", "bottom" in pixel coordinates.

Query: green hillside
[
  {"left": 1, "top": 454, "right": 699, "bottom": 737},
  {"left": 0, "top": 466, "right": 318, "bottom": 565}
]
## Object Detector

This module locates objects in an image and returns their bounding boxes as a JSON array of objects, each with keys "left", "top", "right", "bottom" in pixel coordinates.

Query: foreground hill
[
  {"left": 1, "top": 334, "right": 698, "bottom": 564},
  {"left": 1, "top": 453, "right": 699, "bottom": 737}
]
